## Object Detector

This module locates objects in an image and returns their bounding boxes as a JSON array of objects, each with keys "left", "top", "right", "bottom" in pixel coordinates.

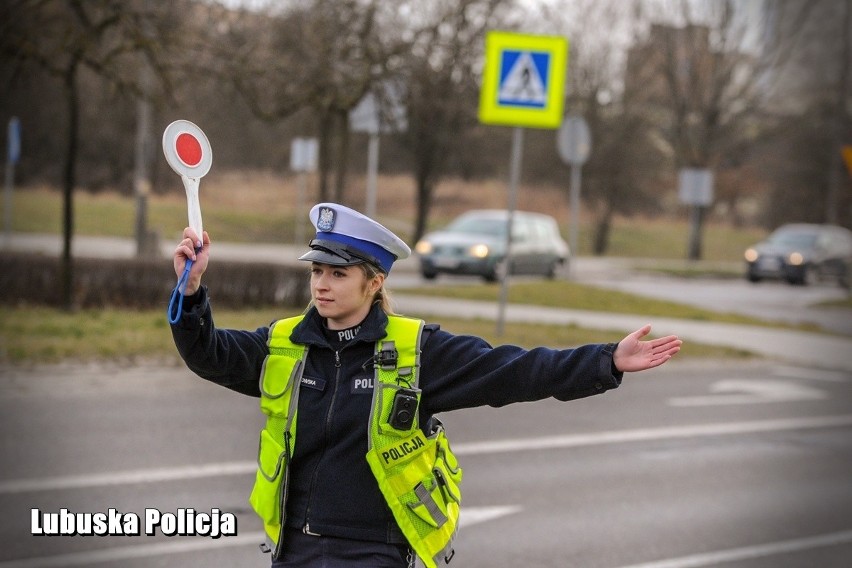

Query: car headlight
[
  {"left": 788, "top": 252, "right": 804, "bottom": 266},
  {"left": 744, "top": 248, "right": 759, "bottom": 262},
  {"left": 469, "top": 244, "right": 490, "bottom": 258},
  {"left": 415, "top": 240, "right": 433, "bottom": 255}
]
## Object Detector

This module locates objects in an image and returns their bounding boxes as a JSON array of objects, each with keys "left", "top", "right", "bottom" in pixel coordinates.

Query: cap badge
[{"left": 317, "top": 207, "right": 336, "bottom": 232}]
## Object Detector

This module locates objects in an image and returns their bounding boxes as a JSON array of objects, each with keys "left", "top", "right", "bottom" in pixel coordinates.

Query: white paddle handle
[{"left": 181, "top": 175, "right": 203, "bottom": 244}]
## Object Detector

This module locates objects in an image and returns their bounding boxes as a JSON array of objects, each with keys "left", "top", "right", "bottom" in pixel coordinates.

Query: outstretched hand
[
  {"left": 173, "top": 227, "right": 210, "bottom": 296},
  {"left": 613, "top": 325, "right": 682, "bottom": 372}
]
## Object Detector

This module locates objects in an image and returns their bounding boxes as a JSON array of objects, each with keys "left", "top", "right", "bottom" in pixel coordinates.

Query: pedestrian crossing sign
[{"left": 479, "top": 31, "right": 568, "bottom": 129}]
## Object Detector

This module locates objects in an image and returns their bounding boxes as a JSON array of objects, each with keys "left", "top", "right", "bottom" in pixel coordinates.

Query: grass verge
[
  {"left": 0, "top": 305, "right": 753, "bottom": 365},
  {"left": 2, "top": 181, "right": 768, "bottom": 261},
  {"left": 400, "top": 280, "right": 823, "bottom": 331}
]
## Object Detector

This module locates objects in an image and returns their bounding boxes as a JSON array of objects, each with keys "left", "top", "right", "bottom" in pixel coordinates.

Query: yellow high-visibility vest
[{"left": 249, "top": 314, "right": 462, "bottom": 567}]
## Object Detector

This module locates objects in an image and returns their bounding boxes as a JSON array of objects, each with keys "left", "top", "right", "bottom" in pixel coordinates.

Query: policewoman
[{"left": 170, "top": 203, "right": 682, "bottom": 568}]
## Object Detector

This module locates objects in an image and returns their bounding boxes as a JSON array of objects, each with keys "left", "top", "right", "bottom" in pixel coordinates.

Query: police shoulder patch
[{"left": 351, "top": 373, "right": 374, "bottom": 394}]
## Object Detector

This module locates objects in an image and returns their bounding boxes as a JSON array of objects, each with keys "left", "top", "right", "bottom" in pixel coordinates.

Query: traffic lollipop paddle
[{"left": 163, "top": 120, "right": 212, "bottom": 324}]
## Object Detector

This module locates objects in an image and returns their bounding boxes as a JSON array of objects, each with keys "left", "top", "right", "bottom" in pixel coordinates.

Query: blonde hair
[{"left": 359, "top": 262, "right": 396, "bottom": 315}]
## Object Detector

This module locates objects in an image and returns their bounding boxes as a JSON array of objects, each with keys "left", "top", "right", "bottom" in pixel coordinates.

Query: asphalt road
[
  {"left": 1, "top": 358, "right": 851, "bottom": 568},
  {"left": 3, "top": 233, "right": 852, "bottom": 566}
]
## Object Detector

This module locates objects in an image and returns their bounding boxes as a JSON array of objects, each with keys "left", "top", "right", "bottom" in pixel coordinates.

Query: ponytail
[{"left": 360, "top": 262, "right": 396, "bottom": 315}]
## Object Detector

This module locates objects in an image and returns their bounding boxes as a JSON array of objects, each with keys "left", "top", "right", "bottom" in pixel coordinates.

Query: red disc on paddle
[{"left": 176, "top": 133, "right": 203, "bottom": 167}]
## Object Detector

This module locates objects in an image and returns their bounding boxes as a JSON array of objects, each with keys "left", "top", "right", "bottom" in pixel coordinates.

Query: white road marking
[
  {"left": 4, "top": 415, "right": 851, "bottom": 566},
  {"left": 668, "top": 379, "right": 826, "bottom": 407},
  {"left": 459, "top": 505, "right": 522, "bottom": 528},
  {"left": 772, "top": 365, "right": 851, "bottom": 382},
  {"left": 615, "top": 529, "right": 852, "bottom": 568},
  {"left": 450, "top": 414, "right": 852, "bottom": 456},
  {"left": 3, "top": 415, "right": 852, "bottom": 494}
]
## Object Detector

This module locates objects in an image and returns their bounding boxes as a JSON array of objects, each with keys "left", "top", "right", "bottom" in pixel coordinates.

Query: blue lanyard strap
[{"left": 167, "top": 256, "right": 195, "bottom": 324}]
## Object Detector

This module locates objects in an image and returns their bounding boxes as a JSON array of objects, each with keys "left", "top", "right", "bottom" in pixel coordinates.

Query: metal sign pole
[
  {"left": 496, "top": 126, "right": 524, "bottom": 336},
  {"left": 569, "top": 163, "right": 582, "bottom": 267},
  {"left": 350, "top": 86, "right": 407, "bottom": 220},
  {"left": 4, "top": 117, "right": 21, "bottom": 249},
  {"left": 291, "top": 137, "right": 319, "bottom": 245},
  {"left": 478, "top": 32, "right": 567, "bottom": 335},
  {"left": 3, "top": 158, "right": 13, "bottom": 248},
  {"left": 557, "top": 115, "right": 591, "bottom": 273},
  {"left": 296, "top": 171, "right": 307, "bottom": 245},
  {"left": 677, "top": 168, "right": 713, "bottom": 261},
  {"left": 366, "top": 132, "right": 379, "bottom": 218}
]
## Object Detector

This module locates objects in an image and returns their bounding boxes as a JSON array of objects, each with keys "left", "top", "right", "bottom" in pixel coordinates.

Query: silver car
[{"left": 415, "top": 210, "right": 570, "bottom": 282}]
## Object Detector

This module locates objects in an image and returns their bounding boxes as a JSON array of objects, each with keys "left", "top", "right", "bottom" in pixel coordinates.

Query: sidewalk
[
  {"left": 1, "top": 232, "right": 319, "bottom": 268},
  {"left": 1, "top": 231, "right": 425, "bottom": 272},
  {"left": 4, "top": 232, "right": 852, "bottom": 373}
]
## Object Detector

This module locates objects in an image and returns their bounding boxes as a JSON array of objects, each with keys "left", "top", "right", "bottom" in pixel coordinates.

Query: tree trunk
[
  {"left": 61, "top": 61, "right": 80, "bottom": 311},
  {"left": 687, "top": 205, "right": 706, "bottom": 261},
  {"left": 592, "top": 203, "right": 613, "bottom": 256},
  {"left": 334, "top": 108, "right": 349, "bottom": 204},
  {"left": 413, "top": 158, "right": 435, "bottom": 244}
]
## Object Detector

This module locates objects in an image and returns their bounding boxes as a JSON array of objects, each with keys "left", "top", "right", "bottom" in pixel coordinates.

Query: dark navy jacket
[{"left": 170, "top": 287, "right": 623, "bottom": 544}]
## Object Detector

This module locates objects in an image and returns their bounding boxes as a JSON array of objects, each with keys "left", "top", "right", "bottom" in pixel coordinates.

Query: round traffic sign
[
  {"left": 557, "top": 114, "right": 591, "bottom": 166},
  {"left": 162, "top": 120, "right": 212, "bottom": 178}
]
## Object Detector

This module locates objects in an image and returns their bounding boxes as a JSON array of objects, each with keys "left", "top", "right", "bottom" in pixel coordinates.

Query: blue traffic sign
[{"left": 497, "top": 50, "right": 550, "bottom": 109}]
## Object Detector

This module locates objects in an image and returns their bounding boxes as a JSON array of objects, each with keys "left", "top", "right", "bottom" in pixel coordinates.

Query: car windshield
[
  {"left": 446, "top": 216, "right": 506, "bottom": 237},
  {"left": 768, "top": 229, "right": 818, "bottom": 248}
]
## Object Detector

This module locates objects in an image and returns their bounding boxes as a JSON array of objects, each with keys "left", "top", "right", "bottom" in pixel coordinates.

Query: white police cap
[{"left": 298, "top": 203, "right": 411, "bottom": 274}]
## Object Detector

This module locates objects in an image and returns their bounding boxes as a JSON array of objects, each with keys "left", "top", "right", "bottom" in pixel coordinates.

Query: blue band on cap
[{"left": 316, "top": 232, "right": 396, "bottom": 273}]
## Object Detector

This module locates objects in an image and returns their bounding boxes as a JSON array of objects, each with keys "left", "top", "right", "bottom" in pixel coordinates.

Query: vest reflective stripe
[
  {"left": 249, "top": 314, "right": 462, "bottom": 567},
  {"left": 249, "top": 317, "right": 307, "bottom": 557}
]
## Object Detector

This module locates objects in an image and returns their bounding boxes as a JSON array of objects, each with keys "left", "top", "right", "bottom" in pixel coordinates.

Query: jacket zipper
[
  {"left": 303, "top": 348, "right": 342, "bottom": 534},
  {"left": 273, "top": 429, "right": 293, "bottom": 558}
]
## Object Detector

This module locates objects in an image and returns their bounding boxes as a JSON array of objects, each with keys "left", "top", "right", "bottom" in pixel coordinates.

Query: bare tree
[
  {"left": 531, "top": 0, "right": 668, "bottom": 255},
  {"left": 226, "top": 0, "right": 408, "bottom": 204},
  {"left": 624, "top": 0, "right": 771, "bottom": 259},
  {"left": 394, "top": 0, "right": 511, "bottom": 243},
  {"left": 1, "top": 0, "right": 182, "bottom": 309}
]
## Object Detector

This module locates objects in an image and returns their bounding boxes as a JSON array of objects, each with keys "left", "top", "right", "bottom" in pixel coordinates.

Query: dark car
[
  {"left": 744, "top": 223, "right": 852, "bottom": 288},
  {"left": 414, "top": 209, "right": 570, "bottom": 282}
]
